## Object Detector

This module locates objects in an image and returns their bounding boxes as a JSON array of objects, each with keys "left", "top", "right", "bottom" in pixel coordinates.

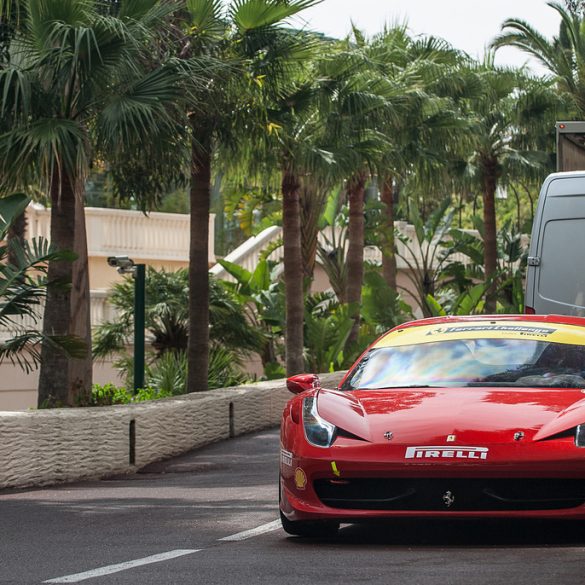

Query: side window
[{"left": 539, "top": 218, "right": 585, "bottom": 307}]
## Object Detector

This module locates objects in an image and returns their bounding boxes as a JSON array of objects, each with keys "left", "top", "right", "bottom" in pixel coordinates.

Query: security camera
[{"left": 107, "top": 256, "right": 135, "bottom": 274}]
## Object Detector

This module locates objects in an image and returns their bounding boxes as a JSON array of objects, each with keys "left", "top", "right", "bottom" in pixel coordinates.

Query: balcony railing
[
  {"left": 210, "top": 225, "right": 282, "bottom": 280},
  {"left": 210, "top": 221, "right": 479, "bottom": 283},
  {"left": 26, "top": 204, "right": 215, "bottom": 264},
  {"left": 0, "top": 205, "right": 215, "bottom": 340},
  {"left": 0, "top": 291, "right": 118, "bottom": 341}
]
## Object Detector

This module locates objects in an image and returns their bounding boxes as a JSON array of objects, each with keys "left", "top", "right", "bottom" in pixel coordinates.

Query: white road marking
[
  {"left": 43, "top": 550, "right": 200, "bottom": 583},
  {"left": 218, "top": 519, "right": 281, "bottom": 542},
  {"left": 44, "top": 519, "right": 281, "bottom": 583}
]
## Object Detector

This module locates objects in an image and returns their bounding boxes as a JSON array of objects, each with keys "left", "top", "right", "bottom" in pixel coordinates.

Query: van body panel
[{"left": 526, "top": 172, "right": 585, "bottom": 315}]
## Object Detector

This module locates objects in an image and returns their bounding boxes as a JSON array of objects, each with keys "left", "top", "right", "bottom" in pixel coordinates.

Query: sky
[{"left": 293, "top": 0, "right": 562, "bottom": 74}]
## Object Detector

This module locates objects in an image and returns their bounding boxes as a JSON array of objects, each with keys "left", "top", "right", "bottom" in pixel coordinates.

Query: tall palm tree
[
  {"left": 375, "top": 33, "right": 471, "bottom": 293},
  {"left": 265, "top": 77, "right": 331, "bottom": 374},
  {"left": 317, "top": 31, "right": 425, "bottom": 345},
  {"left": 492, "top": 0, "right": 585, "bottom": 116},
  {"left": 457, "top": 59, "right": 558, "bottom": 311},
  {"left": 181, "top": 0, "right": 320, "bottom": 385},
  {"left": 360, "top": 26, "right": 419, "bottom": 292},
  {"left": 0, "top": 0, "right": 183, "bottom": 406}
]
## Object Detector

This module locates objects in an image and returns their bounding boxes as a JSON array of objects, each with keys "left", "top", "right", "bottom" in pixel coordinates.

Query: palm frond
[
  {"left": 0, "top": 117, "right": 87, "bottom": 187},
  {"left": 186, "top": 0, "right": 226, "bottom": 41},
  {"left": 0, "top": 192, "right": 29, "bottom": 237},
  {"left": 230, "top": 0, "right": 321, "bottom": 32},
  {"left": 0, "top": 330, "right": 86, "bottom": 373}
]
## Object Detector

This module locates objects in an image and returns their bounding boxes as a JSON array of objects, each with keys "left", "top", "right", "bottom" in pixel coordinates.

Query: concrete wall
[
  {"left": 0, "top": 372, "right": 345, "bottom": 490},
  {"left": 0, "top": 358, "right": 123, "bottom": 411}
]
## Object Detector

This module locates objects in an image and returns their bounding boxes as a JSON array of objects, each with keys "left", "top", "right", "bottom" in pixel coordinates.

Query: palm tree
[
  {"left": 338, "top": 26, "right": 473, "bottom": 299},
  {"left": 277, "top": 83, "right": 329, "bottom": 374},
  {"left": 0, "top": 192, "right": 83, "bottom": 373},
  {"left": 180, "top": 0, "right": 320, "bottom": 385},
  {"left": 492, "top": 1, "right": 585, "bottom": 116},
  {"left": 376, "top": 34, "right": 471, "bottom": 293},
  {"left": 0, "top": 0, "right": 183, "bottom": 406},
  {"left": 457, "top": 59, "right": 558, "bottom": 310},
  {"left": 316, "top": 31, "right": 423, "bottom": 345}
]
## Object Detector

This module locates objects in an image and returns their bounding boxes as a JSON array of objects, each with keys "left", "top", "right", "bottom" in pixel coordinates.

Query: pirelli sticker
[
  {"left": 405, "top": 446, "right": 489, "bottom": 460},
  {"left": 374, "top": 320, "right": 585, "bottom": 348}
]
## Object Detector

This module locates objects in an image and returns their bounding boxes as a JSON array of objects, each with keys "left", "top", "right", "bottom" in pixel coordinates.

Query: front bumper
[{"left": 280, "top": 442, "right": 585, "bottom": 522}]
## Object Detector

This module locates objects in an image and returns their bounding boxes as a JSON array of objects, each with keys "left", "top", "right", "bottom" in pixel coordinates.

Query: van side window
[{"left": 539, "top": 218, "right": 585, "bottom": 307}]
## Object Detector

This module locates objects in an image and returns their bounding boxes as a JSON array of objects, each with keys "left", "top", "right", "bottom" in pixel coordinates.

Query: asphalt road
[{"left": 2, "top": 428, "right": 585, "bottom": 585}]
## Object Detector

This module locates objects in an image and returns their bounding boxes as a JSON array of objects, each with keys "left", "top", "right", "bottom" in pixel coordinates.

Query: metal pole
[{"left": 134, "top": 264, "right": 146, "bottom": 393}]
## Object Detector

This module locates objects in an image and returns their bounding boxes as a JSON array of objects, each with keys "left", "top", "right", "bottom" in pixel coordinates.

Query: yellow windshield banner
[{"left": 373, "top": 321, "right": 585, "bottom": 348}]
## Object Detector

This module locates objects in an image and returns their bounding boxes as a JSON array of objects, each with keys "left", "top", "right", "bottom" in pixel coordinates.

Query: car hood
[{"left": 317, "top": 387, "right": 585, "bottom": 444}]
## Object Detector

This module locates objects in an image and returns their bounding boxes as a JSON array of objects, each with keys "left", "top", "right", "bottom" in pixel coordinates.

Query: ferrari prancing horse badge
[{"left": 442, "top": 491, "right": 455, "bottom": 508}]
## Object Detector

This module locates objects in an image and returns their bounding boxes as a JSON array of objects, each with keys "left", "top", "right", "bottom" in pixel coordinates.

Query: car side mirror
[{"left": 286, "top": 374, "right": 321, "bottom": 395}]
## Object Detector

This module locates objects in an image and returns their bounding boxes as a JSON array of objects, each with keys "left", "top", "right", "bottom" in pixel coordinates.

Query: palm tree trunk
[
  {"left": 345, "top": 171, "right": 367, "bottom": 348},
  {"left": 68, "top": 194, "right": 92, "bottom": 404},
  {"left": 381, "top": 176, "right": 397, "bottom": 291},
  {"left": 282, "top": 167, "right": 304, "bottom": 375},
  {"left": 187, "top": 123, "right": 211, "bottom": 393},
  {"left": 482, "top": 157, "right": 499, "bottom": 313},
  {"left": 299, "top": 182, "right": 321, "bottom": 285},
  {"left": 38, "top": 171, "right": 77, "bottom": 407},
  {"left": 7, "top": 210, "right": 26, "bottom": 268}
]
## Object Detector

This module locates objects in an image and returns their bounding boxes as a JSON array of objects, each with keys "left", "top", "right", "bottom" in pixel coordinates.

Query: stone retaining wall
[{"left": 0, "top": 372, "right": 345, "bottom": 490}]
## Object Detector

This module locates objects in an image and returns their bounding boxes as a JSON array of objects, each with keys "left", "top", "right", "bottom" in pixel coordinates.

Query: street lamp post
[
  {"left": 107, "top": 256, "right": 146, "bottom": 393},
  {"left": 133, "top": 263, "right": 145, "bottom": 391}
]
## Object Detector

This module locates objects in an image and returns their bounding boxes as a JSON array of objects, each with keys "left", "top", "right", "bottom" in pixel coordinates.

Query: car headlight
[
  {"left": 303, "top": 396, "right": 337, "bottom": 448},
  {"left": 576, "top": 424, "right": 585, "bottom": 447}
]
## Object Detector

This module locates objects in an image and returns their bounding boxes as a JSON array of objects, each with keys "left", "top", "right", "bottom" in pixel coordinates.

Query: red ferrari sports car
[{"left": 279, "top": 314, "right": 585, "bottom": 536}]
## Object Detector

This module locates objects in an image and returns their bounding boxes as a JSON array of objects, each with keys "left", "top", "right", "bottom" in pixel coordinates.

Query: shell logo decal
[{"left": 294, "top": 467, "right": 307, "bottom": 490}]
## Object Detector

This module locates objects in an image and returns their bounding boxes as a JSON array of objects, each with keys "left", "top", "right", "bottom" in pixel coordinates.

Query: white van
[{"left": 525, "top": 171, "right": 585, "bottom": 315}]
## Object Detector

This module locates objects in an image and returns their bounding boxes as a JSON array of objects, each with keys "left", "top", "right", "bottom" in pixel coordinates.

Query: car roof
[
  {"left": 374, "top": 315, "right": 585, "bottom": 349},
  {"left": 397, "top": 314, "right": 585, "bottom": 329}
]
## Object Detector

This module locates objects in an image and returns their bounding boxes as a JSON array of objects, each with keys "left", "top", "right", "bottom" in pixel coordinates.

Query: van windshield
[{"left": 341, "top": 339, "right": 585, "bottom": 390}]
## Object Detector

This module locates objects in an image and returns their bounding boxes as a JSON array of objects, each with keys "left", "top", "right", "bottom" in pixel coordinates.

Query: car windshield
[{"left": 341, "top": 338, "right": 585, "bottom": 390}]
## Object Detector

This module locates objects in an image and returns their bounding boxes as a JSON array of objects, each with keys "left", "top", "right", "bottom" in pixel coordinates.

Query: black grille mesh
[{"left": 314, "top": 478, "right": 585, "bottom": 511}]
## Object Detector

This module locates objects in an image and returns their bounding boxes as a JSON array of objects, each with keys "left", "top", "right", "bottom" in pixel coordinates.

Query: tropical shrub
[
  {"left": 339, "top": 268, "right": 414, "bottom": 364},
  {"left": 426, "top": 283, "right": 488, "bottom": 317},
  {"left": 87, "top": 383, "right": 173, "bottom": 406},
  {"left": 304, "top": 292, "right": 354, "bottom": 373},
  {"left": 443, "top": 217, "right": 528, "bottom": 313},
  {"left": 218, "top": 258, "right": 285, "bottom": 376},
  {"left": 360, "top": 269, "right": 414, "bottom": 335},
  {"left": 394, "top": 200, "right": 459, "bottom": 317},
  {"left": 93, "top": 269, "right": 260, "bottom": 388},
  {"left": 207, "top": 345, "right": 248, "bottom": 389},
  {"left": 146, "top": 351, "right": 189, "bottom": 395},
  {"left": 88, "top": 383, "right": 133, "bottom": 406}
]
